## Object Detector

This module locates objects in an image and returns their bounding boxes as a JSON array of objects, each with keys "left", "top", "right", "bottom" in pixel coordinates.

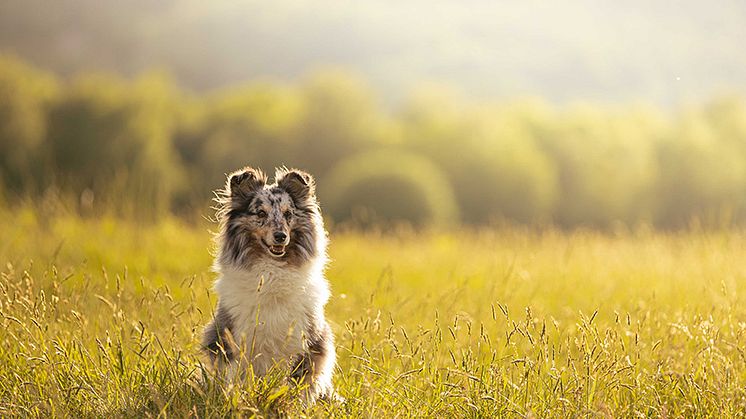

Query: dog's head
[{"left": 219, "top": 166, "right": 322, "bottom": 266}]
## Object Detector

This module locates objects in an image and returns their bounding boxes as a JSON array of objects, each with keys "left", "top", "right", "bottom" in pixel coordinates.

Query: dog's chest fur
[{"left": 214, "top": 259, "right": 328, "bottom": 374}]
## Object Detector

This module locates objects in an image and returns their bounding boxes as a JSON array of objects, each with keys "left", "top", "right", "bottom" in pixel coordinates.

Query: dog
[{"left": 202, "top": 166, "right": 336, "bottom": 403}]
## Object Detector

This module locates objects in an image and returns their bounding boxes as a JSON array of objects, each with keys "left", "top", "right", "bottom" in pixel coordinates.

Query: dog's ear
[
  {"left": 276, "top": 168, "right": 315, "bottom": 205},
  {"left": 228, "top": 167, "right": 266, "bottom": 198}
]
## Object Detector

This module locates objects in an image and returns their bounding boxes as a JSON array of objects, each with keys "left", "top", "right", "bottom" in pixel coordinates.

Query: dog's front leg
[{"left": 289, "top": 322, "right": 336, "bottom": 403}]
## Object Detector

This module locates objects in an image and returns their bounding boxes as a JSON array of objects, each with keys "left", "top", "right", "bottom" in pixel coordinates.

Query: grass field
[{"left": 2, "top": 208, "right": 746, "bottom": 417}]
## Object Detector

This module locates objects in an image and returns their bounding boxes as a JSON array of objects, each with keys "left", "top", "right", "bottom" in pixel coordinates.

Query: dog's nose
[{"left": 273, "top": 231, "right": 287, "bottom": 243}]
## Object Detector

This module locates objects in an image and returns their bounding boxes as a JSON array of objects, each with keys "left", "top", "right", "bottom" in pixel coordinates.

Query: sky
[{"left": 1, "top": 0, "right": 745, "bottom": 105}]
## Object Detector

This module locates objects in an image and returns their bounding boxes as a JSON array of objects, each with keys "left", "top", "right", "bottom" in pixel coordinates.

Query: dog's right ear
[
  {"left": 228, "top": 167, "right": 266, "bottom": 198},
  {"left": 276, "top": 168, "right": 315, "bottom": 206}
]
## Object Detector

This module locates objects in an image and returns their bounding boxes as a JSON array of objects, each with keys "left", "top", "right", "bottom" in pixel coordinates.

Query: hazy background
[
  {"left": 1, "top": 0, "right": 746, "bottom": 228},
  {"left": 3, "top": 0, "right": 746, "bottom": 105}
]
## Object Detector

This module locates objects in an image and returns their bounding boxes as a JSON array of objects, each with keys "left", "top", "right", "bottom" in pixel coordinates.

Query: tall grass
[{"left": 1, "top": 209, "right": 745, "bottom": 416}]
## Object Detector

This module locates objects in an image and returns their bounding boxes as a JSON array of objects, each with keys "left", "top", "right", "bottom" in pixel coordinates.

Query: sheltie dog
[{"left": 202, "top": 166, "right": 336, "bottom": 403}]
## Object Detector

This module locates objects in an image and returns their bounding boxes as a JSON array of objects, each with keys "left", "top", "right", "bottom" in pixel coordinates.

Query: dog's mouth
[{"left": 262, "top": 240, "right": 287, "bottom": 257}]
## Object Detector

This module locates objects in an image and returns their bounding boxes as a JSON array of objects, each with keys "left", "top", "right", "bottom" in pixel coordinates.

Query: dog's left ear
[{"left": 277, "top": 168, "right": 315, "bottom": 205}]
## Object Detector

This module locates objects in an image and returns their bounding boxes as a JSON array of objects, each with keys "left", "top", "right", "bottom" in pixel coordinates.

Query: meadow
[
  {"left": 1, "top": 207, "right": 745, "bottom": 417},
  {"left": 3, "top": 2, "right": 746, "bottom": 417}
]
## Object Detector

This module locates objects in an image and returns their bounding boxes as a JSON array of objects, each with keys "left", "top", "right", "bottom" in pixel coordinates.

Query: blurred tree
[
  {"left": 655, "top": 105, "right": 746, "bottom": 228},
  {"left": 0, "top": 54, "right": 58, "bottom": 192},
  {"left": 174, "top": 82, "right": 304, "bottom": 203},
  {"left": 401, "top": 92, "right": 557, "bottom": 224},
  {"left": 292, "top": 69, "right": 385, "bottom": 178},
  {"left": 47, "top": 72, "right": 184, "bottom": 218},
  {"left": 536, "top": 106, "right": 661, "bottom": 227},
  {"left": 465, "top": 103, "right": 558, "bottom": 224},
  {"left": 322, "top": 150, "right": 458, "bottom": 227}
]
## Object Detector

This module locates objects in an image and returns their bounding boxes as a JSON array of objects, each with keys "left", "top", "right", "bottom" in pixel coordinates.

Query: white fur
[{"left": 213, "top": 249, "right": 329, "bottom": 379}]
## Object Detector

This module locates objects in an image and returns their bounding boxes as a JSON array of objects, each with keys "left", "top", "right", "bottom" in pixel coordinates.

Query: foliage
[
  {"left": 2, "top": 55, "right": 746, "bottom": 228},
  {"left": 2, "top": 210, "right": 746, "bottom": 416},
  {"left": 46, "top": 73, "right": 184, "bottom": 218},
  {"left": 322, "top": 150, "right": 458, "bottom": 227},
  {"left": 401, "top": 94, "right": 558, "bottom": 223},
  {"left": 0, "top": 54, "right": 58, "bottom": 192}
]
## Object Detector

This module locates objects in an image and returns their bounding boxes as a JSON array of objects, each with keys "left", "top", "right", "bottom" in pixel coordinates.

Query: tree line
[{"left": 2, "top": 54, "right": 746, "bottom": 229}]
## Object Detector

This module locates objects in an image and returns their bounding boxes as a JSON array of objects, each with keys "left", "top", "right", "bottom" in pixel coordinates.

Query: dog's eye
[
  {"left": 256, "top": 210, "right": 267, "bottom": 218},
  {"left": 284, "top": 210, "right": 293, "bottom": 220}
]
